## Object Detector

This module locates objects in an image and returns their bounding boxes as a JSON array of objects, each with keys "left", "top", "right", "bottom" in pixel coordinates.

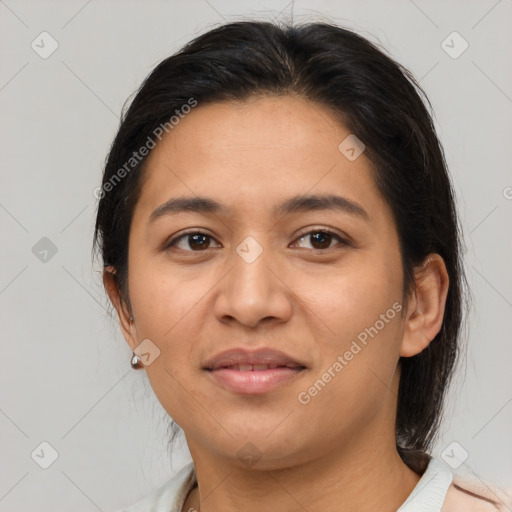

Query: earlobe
[
  {"left": 400, "top": 254, "right": 450, "bottom": 358},
  {"left": 102, "top": 266, "right": 137, "bottom": 350}
]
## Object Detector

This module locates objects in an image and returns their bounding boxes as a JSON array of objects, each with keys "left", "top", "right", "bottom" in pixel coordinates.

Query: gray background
[{"left": 0, "top": 0, "right": 511, "bottom": 510}]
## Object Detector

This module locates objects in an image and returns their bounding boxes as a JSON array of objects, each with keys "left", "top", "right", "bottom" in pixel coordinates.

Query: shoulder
[
  {"left": 442, "top": 474, "right": 512, "bottom": 512},
  {"left": 115, "top": 462, "right": 196, "bottom": 512}
]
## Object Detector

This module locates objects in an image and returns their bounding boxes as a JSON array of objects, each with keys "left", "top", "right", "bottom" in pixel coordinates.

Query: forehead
[
  {"left": 151, "top": 95, "right": 349, "bottom": 164},
  {"left": 134, "top": 95, "right": 386, "bottom": 223}
]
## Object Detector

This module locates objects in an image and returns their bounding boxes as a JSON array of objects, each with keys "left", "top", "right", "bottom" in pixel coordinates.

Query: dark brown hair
[{"left": 93, "top": 20, "right": 467, "bottom": 473}]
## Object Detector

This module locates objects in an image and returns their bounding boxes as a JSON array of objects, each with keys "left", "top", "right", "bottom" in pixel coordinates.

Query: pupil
[
  {"left": 189, "top": 234, "right": 209, "bottom": 250},
  {"left": 311, "top": 232, "right": 331, "bottom": 249}
]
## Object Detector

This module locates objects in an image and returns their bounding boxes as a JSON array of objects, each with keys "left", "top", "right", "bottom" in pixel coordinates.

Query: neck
[{"left": 183, "top": 433, "right": 422, "bottom": 512}]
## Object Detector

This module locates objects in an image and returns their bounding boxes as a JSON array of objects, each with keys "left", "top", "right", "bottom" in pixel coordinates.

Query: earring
[
  {"left": 129, "top": 315, "right": 141, "bottom": 369},
  {"left": 131, "top": 352, "right": 143, "bottom": 369}
]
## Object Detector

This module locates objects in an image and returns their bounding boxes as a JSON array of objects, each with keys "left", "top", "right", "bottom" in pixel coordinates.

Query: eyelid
[{"left": 293, "top": 225, "right": 350, "bottom": 242}]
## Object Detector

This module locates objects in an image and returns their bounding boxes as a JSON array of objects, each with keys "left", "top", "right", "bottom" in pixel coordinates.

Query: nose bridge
[{"left": 213, "top": 235, "right": 292, "bottom": 328}]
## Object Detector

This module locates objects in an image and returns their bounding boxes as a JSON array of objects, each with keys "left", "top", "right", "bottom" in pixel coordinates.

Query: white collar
[{"left": 397, "top": 458, "right": 454, "bottom": 512}]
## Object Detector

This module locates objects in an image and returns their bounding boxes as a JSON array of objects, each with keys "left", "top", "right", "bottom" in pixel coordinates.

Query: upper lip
[{"left": 203, "top": 348, "right": 307, "bottom": 371}]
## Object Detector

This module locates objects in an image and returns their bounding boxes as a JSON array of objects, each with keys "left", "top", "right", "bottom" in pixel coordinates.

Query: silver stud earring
[{"left": 131, "top": 352, "right": 143, "bottom": 369}]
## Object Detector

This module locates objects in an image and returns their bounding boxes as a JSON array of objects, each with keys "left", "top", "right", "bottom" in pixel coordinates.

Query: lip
[{"left": 203, "top": 348, "right": 307, "bottom": 395}]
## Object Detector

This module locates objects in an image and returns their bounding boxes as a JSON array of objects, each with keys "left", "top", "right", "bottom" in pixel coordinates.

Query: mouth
[
  {"left": 208, "top": 362, "right": 305, "bottom": 371},
  {"left": 203, "top": 348, "right": 307, "bottom": 394}
]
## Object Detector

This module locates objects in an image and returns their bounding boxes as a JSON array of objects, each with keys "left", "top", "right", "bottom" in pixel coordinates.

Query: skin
[{"left": 104, "top": 94, "right": 449, "bottom": 512}]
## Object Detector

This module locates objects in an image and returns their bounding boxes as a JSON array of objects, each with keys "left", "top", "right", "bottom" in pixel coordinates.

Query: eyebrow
[{"left": 148, "top": 194, "right": 369, "bottom": 223}]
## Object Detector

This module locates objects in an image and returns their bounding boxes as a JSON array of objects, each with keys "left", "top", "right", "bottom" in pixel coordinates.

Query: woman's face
[{"left": 122, "top": 95, "right": 409, "bottom": 468}]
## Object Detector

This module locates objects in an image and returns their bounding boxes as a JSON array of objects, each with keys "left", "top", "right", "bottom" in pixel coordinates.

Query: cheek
[
  {"left": 127, "top": 260, "right": 210, "bottom": 422},
  {"left": 127, "top": 246, "right": 207, "bottom": 340},
  {"left": 296, "top": 274, "right": 404, "bottom": 432},
  {"left": 297, "top": 249, "right": 405, "bottom": 405},
  {"left": 300, "top": 252, "right": 404, "bottom": 344}
]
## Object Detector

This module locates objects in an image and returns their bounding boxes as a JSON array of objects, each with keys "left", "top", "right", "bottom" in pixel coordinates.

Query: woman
[{"left": 93, "top": 20, "right": 506, "bottom": 512}]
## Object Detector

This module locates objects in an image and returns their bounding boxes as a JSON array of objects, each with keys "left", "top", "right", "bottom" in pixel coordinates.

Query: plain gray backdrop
[{"left": 1, "top": 0, "right": 511, "bottom": 510}]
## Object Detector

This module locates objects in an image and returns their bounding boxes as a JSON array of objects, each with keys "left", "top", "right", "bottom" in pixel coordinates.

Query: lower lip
[{"left": 206, "top": 367, "right": 305, "bottom": 394}]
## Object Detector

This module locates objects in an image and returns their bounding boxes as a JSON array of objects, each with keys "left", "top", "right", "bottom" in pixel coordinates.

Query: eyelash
[{"left": 163, "top": 228, "right": 349, "bottom": 254}]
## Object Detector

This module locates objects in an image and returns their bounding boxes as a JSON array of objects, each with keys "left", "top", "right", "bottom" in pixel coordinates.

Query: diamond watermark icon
[
  {"left": 441, "top": 441, "right": 469, "bottom": 469},
  {"left": 441, "top": 31, "right": 469, "bottom": 59},
  {"left": 31, "top": 441, "right": 59, "bottom": 469},
  {"left": 31, "top": 32, "right": 59, "bottom": 59},
  {"left": 338, "top": 134, "right": 365, "bottom": 161},
  {"left": 32, "top": 237, "right": 58, "bottom": 263},
  {"left": 237, "top": 442, "right": 262, "bottom": 468},
  {"left": 133, "top": 338, "right": 161, "bottom": 366},
  {"left": 236, "top": 236, "right": 263, "bottom": 264}
]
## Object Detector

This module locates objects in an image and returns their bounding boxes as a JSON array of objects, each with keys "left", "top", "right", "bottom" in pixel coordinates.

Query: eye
[
  {"left": 164, "top": 231, "right": 221, "bottom": 252},
  {"left": 291, "top": 228, "right": 348, "bottom": 251}
]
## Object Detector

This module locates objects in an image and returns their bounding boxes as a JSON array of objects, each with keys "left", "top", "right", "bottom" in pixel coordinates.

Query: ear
[
  {"left": 400, "top": 254, "right": 449, "bottom": 357},
  {"left": 103, "top": 266, "right": 138, "bottom": 351}
]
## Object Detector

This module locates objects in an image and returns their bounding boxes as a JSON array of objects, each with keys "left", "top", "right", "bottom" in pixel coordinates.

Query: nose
[{"left": 213, "top": 241, "right": 293, "bottom": 329}]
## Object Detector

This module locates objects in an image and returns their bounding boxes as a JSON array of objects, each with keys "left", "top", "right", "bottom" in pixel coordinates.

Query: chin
[{"left": 208, "top": 427, "right": 311, "bottom": 469}]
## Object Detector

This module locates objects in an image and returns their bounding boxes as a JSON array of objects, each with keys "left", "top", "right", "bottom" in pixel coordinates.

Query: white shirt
[{"left": 118, "top": 457, "right": 454, "bottom": 512}]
